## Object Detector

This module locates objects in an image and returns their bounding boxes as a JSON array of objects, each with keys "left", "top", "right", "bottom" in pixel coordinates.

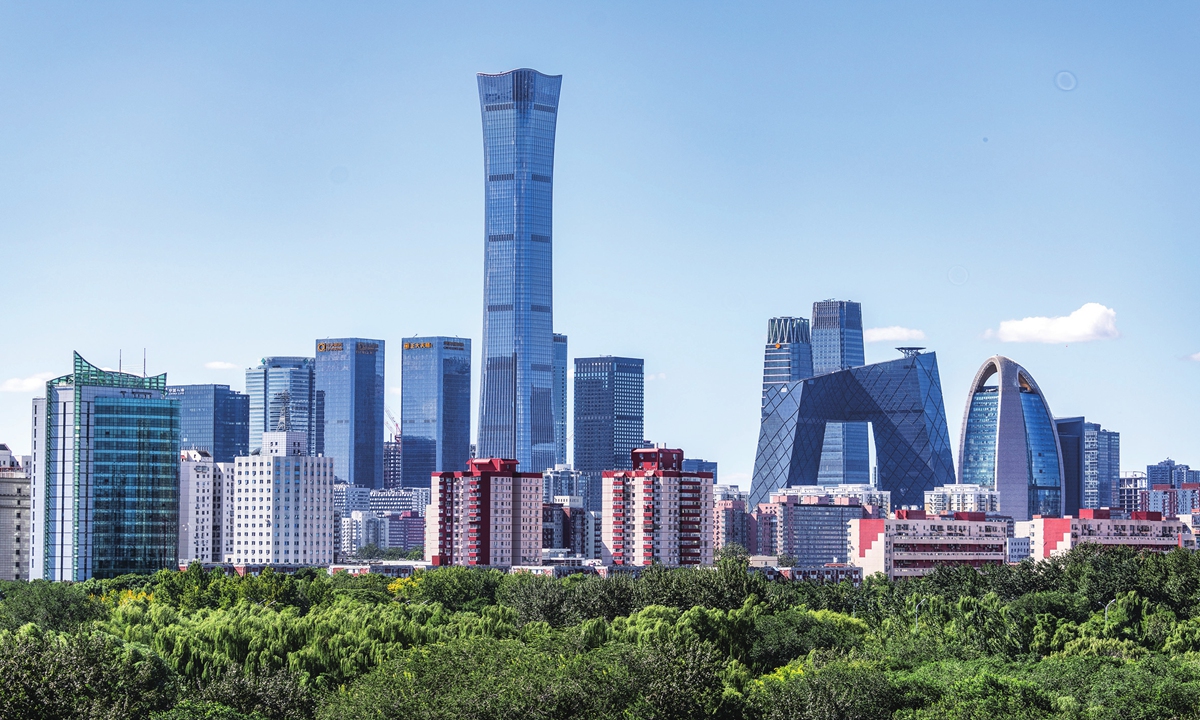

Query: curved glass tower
[
  {"left": 958, "top": 356, "right": 1064, "bottom": 520},
  {"left": 476, "top": 69, "right": 562, "bottom": 473}
]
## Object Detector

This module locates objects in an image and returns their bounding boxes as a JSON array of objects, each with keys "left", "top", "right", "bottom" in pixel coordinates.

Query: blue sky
[{"left": 1, "top": 2, "right": 1197, "bottom": 486}]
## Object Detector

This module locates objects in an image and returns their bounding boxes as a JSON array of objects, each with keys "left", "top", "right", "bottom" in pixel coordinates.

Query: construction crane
[{"left": 385, "top": 405, "right": 401, "bottom": 442}]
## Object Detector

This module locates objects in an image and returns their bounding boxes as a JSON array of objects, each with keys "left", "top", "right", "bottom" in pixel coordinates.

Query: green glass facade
[{"left": 36, "top": 353, "right": 180, "bottom": 580}]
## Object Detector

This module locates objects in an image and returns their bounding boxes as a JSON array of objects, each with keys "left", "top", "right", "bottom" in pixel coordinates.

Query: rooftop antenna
[
  {"left": 896, "top": 347, "right": 925, "bottom": 359},
  {"left": 143, "top": 348, "right": 146, "bottom": 377},
  {"left": 119, "top": 350, "right": 122, "bottom": 373}
]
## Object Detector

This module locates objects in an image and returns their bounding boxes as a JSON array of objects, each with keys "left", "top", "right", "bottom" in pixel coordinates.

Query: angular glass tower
[
  {"left": 476, "top": 68, "right": 562, "bottom": 474},
  {"left": 553, "top": 333, "right": 569, "bottom": 466},
  {"left": 31, "top": 353, "right": 180, "bottom": 580},
  {"left": 762, "top": 316, "right": 814, "bottom": 413},
  {"left": 751, "top": 350, "right": 955, "bottom": 509},
  {"left": 400, "top": 337, "right": 472, "bottom": 487},
  {"left": 315, "top": 338, "right": 385, "bottom": 488},
  {"left": 958, "top": 356, "right": 1064, "bottom": 520},
  {"left": 245, "top": 357, "right": 314, "bottom": 455},
  {"left": 811, "top": 300, "right": 870, "bottom": 486},
  {"left": 166, "top": 384, "right": 249, "bottom": 462},
  {"left": 573, "top": 356, "right": 644, "bottom": 511}
]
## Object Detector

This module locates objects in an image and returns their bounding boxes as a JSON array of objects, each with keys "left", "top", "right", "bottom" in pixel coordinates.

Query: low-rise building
[
  {"left": 1016, "top": 509, "right": 1196, "bottom": 558},
  {"left": 0, "top": 444, "right": 30, "bottom": 581},
  {"left": 848, "top": 510, "right": 1009, "bottom": 580}
]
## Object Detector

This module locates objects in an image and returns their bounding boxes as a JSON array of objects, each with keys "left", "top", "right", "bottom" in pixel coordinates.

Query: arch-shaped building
[{"left": 958, "top": 356, "right": 1064, "bottom": 520}]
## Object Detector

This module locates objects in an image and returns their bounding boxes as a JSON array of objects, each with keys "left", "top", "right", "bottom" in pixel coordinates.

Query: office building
[
  {"left": 333, "top": 483, "right": 371, "bottom": 516},
  {"left": 315, "top": 338, "right": 385, "bottom": 488},
  {"left": 1017, "top": 509, "right": 1195, "bottom": 559},
  {"left": 958, "top": 356, "right": 1064, "bottom": 521},
  {"left": 369, "top": 487, "right": 431, "bottom": 515},
  {"left": 553, "top": 333, "right": 568, "bottom": 466},
  {"left": 0, "top": 445, "right": 30, "bottom": 581},
  {"left": 383, "top": 440, "right": 402, "bottom": 489},
  {"left": 427, "top": 458, "right": 544, "bottom": 567},
  {"left": 476, "top": 68, "right": 562, "bottom": 475},
  {"left": 574, "top": 356, "right": 644, "bottom": 511},
  {"left": 228, "top": 430, "right": 334, "bottom": 565},
  {"left": 31, "top": 353, "right": 180, "bottom": 581},
  {"left": 386, "top": 511, "right": 425, "bottom": 552},
  {"left": 752, "top": 349, "right": 955, "bottom": 509},
  {"left": 1148, "top": 459, "right": 1200, "bottom": 488},
  {"left": 683, "top": 458, "right": 719, "bottom": 484},
  {"left": 543, "top": 464, "right": 586, "bottom": 503},
  {"left": 179, "top": 450, "right": 218, "bottom": 564},
  {"left": 601, "top": 448, "right": 714, "bottom": 567},
  {"left": 849, "top": 510, "right": 1009, "bottom": 580},
  {"left": 811, "top": 300, "right": 869, "bottom": 486},
  {"left": 1119, "top": 471, "right": 1149, "bottom": 514},
  {"left": 762, "top": 317, "right": 814, "bottom": 412},
  {"left": 924, "top": 483, "right": 999, "bottom": 515},
  {"left": 771, "top": 489, "right": 882, "bottom": 566},
  {"left": 167, "top": 384, "right": 250, "bottom": 462},
  {"left": 401, "top": 337, "right": 471, "bottom": 487},
  {"left": 246, "top": 357, "right": 314, "bottom": 455}
]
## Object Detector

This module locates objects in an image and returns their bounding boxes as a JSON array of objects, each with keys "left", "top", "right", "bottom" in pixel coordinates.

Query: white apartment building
[
  {"left": 228, "top": 431, "right": 334, "bottom": 566},
  {"left": 179, "top": 450, "right": 216, "bottom": 563},
  {"left": 924, "top": 483, "right": 1000, "bottom": 515}
]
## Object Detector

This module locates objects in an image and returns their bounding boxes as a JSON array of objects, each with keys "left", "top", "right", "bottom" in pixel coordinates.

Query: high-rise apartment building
[
  {"left": 601, "top": 448, "right": 714, "bottom": 567},
  {"left": 924, "top": 483, "right": 999, "bottom": 515},
  {"left": 400, "top": 337, "right": 471, "bottom": 487},
  {"left": 315, "top": 338, "right": 385, "bottom": 488},
  {"left": 383, "top": 440, "right": 402, "bottom": 489},
  {"left": 553, "top": 333, "right": 568, "bottom": 466},
  {"left": 1119, "top": 471, "right": 1149, "bottom": 514},
  {"left": 810, "top": 301, "right": 870, "bottom": 485},
  {"left": 227, "top": 430, "right": 334, "bottom": 565},
  {"left": 543, "top": 464, "right": 586, "bottom": 503},
  {"left": 1147, "top": 459, "right": 1199, "bottom": 488},
  {"left": 246, "top": 357, "right": 314, "bottom": 454},
  {"left": 167, "top": 384, "right": 250, "bottom": 462},
  {"left": 476, "top": 69, "right": 562, "bottom": 475},
  {"left": 574, "top": 356, "right": 644, "bottom": 511},
  {"left": 713, "top": 496, "right": 753, "bottom": 554},
  {"left": 31, "top": 353, "right": 180, "bottom": 581},
  {"left": 426, "top": 458, "right": 544, "bottom": 567},
  {"left": 772, "top": 490, "right": 876, "bottom": 566},
  {"left": 0, "top": 445, "right": 30, "bottom": 581},
  {"left": 1085, "top": 424, "right": 1120, "bottom": 509},
  {"left": 762, "top": 317, "right": 813, "bottom": 413}
]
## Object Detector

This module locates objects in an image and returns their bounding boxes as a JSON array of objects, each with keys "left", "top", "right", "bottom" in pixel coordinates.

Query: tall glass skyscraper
[
  {"left": 314, "top": 338, "right": 385, "bottom": 488},
  {"left": 166, "top": 384, "right": 249, "bottom": 462},
  {"left": 553, "top": 333, "right": 568, "bottom": 466},
  {"left": 573, "top": 356, "right": 644, "bottom": 511},
  {"left": 958, "top": 355, "right": 1064, "bottom": 520},
  {"left": 31, "top": 353, "right": 180, "bottom": 580},
  {"left": 762, "top": 316, "right": 813, "bottom": 413},
  {"left": 811, "top": 300, "right": 870, "bottom": 486},
  {"left": 245, "top": 357, "right": 314, "bottom": 454},
  {"left": 476, "top": 68, "right": 562, "bottom": 474},
  {"left": 400, "top": 337, "right": 472, "bottom": 488}
]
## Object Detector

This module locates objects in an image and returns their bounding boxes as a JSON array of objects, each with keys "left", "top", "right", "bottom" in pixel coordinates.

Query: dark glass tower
[
  {"left": 553, "top": 333, "right": 568, "bottom": 466},
  {"left": 166, "top": 384, "right": 249, "bottom": 462},
  {"left": 315, "top": 338, "right": 385, "bottom": 488},
  {"left": 400, "top": 337, "right": 472, "bottom": 488},
  {"left": 476, "top": 68, "right": 562, "bottom": 473},
  {"left": 762, "top": 317, "right": 813, "bottom": 413},
  {"left": 811, "top": 300, "right": 870, "bottom": 486},
  {"left": 573, "top": 356, "right": 644, "bottom": 511},
  {"left": 245, "top": 357, "right": 314, "bottom": 454}
]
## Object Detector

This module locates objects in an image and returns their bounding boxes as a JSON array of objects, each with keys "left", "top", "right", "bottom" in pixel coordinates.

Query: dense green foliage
[{"left": 5, "top": 544, "right": 1200, "bottom": 718}]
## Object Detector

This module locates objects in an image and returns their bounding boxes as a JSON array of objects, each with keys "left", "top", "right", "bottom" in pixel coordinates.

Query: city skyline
[{"left": 2, "top": 5, "right": 1198, "bottom": 485}]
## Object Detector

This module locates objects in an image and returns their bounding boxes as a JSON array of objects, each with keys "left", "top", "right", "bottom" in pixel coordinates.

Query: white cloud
[
  {"left": 863, "top": 326, "right": 927, "bottom": 343},
  {"left": 986, "top": 302, "right": 1118, "bottom": 343},
  {"left": 205, "top": 361, "right": 238, "bottom": 370},
  {"left": 1188, "top": 352, "right": 1200, "bottom": 362},
  {"left": 0, "top": 372, "right": 56, "bottom": 392},
  {"left": 646, "top": 372, "right": 668, "bottom": 381}
]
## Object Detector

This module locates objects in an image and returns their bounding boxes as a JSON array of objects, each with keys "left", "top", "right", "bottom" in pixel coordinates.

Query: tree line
[{"left": 3, "top": 543, "right": 1200, "bottom": 719}]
